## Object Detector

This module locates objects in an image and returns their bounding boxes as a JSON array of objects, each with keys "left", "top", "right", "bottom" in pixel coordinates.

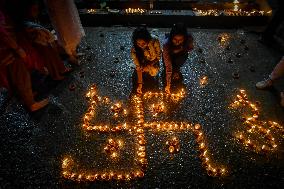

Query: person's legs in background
[
  {"left": 256, "top": 56, "right": 284, "bottom": 89},
  {"left": 44, "top": 0, "right": 85, "bottom": 65},
  {"left": 256, "top": 56, "right": 284, "bottom": 107},
  {"left": 8, "top": 58, "right": 48, "bottom": 111}
]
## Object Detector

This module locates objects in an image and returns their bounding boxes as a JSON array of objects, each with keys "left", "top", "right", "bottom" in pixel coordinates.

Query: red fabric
[
  {"left": 0, "top": 11, "right": 45, "bottom": 90},
  {"left": 0, "top": 37, "right": 46, "bottom": 90},
  {"left": 17, "top": 33, "right": 45, "bottom": 72}
]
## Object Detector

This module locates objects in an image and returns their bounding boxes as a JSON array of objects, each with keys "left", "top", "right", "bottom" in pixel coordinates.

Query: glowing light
[
  {"left": 199, "top": 76, "right": 209, "bottom": 86},
  {"left": 125, "top": 8, "right": 146, "bottom": 14},
  {"left": 233, "top": 5, "right": 239, "bottom": 11},
  {"left": 218, "top": 33, "right": 230, "bottom": 45},
  {"left": 166, "top": 137, "right": 180, "bottom": 154},
  {"left": 87, "top": 9, "right": 96, "bottom": 14},
  {"left": 104, "top": 138, "right": 124, "bottom": 159},
  {"left": 152, "top": 102, "right": 165, "bottom": 117},
  {"left": 230, "top": 89, "right": 283, "bottom": 153},
  {"left": 62, "top": 88, "right": 228, "bottom": 181},
  {"left": 193, "top": 7, "right": 272, "bottom": 16}
]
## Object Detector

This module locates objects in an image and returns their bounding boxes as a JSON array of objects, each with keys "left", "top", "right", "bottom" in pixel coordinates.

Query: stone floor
[{"left": 0, "top": 27, "right": 283, "bottom": 188}]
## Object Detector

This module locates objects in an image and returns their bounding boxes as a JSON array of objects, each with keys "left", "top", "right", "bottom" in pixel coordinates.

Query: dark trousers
[{"left": 263, "top": 8, "right": 284, "bottom": 38}]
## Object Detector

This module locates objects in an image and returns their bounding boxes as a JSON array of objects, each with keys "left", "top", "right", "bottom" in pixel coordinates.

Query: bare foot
[{"left": 29, "top": 98, "right": 49, "bottom": 112}]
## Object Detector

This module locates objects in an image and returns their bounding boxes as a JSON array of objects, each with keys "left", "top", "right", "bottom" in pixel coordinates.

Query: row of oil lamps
[
  {"left": 83, "top": 123, "right": 129, "bottom": 132},
  {"left": 62, "top": 87, "right": 228, "bottom": 181},
  {"left": 133, "top": 95, "right": 148, "bottom": 171},
  {"left": 63, "top": 87, "right": 283, "bottom": 181},
  {"left": 87, "top": 8, "right": 146, "bottom": 14},
  {"left": 193, "top": 8, "right": 272, "bottom": 16},
  {"left": 125, "top": 8, "right": 146, "bottom": 14},
  {"left": 62, "top": 155, "right": 144, "bottom": 181},
  {"left": 87, "top": 6, "right": 271, "bottom": 16},
  {"left": 231, "top": 89, "right": 283, "bottom": 153},
  {"left": 83, "top": 88, "right": 186, "bottom": 132},
  {"left": 144, "top": 122, "right": 194, "bottom": 131},
  {"left": 143, "top": 88, "right": 186, "bottom": 101},
  {"left": 63, "top": 124, "right": 227, "bottom": 181},
  {"left": 193, "top": 123, "right": 227, "bottom": 177}
]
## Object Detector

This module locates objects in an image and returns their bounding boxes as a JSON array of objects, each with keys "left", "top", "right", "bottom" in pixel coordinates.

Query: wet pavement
[{"left": 0, "top": 27, "right": 284, "bottom": 188}]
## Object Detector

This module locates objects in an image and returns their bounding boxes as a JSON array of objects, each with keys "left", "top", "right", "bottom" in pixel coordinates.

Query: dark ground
[{"left": 0, "top": 27, "right": 284, "bottom": 188}]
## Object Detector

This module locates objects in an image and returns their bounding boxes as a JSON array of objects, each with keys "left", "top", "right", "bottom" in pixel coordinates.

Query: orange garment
[{"left": 0, "top": 11, "right": 45, "bottom": 90}]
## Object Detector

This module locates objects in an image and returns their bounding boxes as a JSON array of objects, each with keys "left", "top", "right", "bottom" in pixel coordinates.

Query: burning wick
[
  {"left": 104, "top": 138, "right": 123, "bottom": 159},
  {"left": 111, "top": 102, "right": 125, "bottom": 117},
  {"left": 199, "top": 76, "right": 208, "bottom": 86},
  {"left": 166, "top": 137, "right": 180, "bottom": 154},
  {"left": 152, "top": 103, "right": 165, "bottom": 117}
]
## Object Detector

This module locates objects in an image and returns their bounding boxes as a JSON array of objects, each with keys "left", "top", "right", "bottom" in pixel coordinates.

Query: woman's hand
[
  {"left": 165, "top": 85, "right": 171, "bottom": 93},
  {"left": 137, "top": 84, "right": 142, "bottom": 94}
]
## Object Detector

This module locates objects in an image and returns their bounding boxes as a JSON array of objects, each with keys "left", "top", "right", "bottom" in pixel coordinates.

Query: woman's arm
[
  {"left": 131, "top": 47, "right": 141, "bottom": 68},
  {"left": 163, "top": 43, "right": 172, "bottom": 89},
  {"left": 153, "top": 38, "right": 161, "bottom": 61},
  {"left": 131, "top": 47, "right": 143, "bottom": 93}
]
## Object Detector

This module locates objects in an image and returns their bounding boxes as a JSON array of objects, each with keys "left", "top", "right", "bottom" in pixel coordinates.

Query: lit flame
[{"left": 199, "top": 76, "right": 208, "bottom": 86}]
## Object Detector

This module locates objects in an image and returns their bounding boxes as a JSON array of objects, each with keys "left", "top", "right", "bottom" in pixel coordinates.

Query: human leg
[
  {"left": 270, "top": 56, "right": 284, "bottom": 80},
  {"left": 136, "top": 68, "right": 143, "bottom": 94},
  {"left": 256, "top": 56, "right": 284, "bottom": 89},
  {"left": 8, "top": 59, "right": 48, "bottom": 111}
]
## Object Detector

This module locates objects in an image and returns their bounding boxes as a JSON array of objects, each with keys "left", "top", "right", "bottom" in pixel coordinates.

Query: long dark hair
[
  {"left": 132, "top": 26, "right": 152, "bottom": 66},
  {"left": 168, "top": 23, "right": 189, "bottom": 50}
]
